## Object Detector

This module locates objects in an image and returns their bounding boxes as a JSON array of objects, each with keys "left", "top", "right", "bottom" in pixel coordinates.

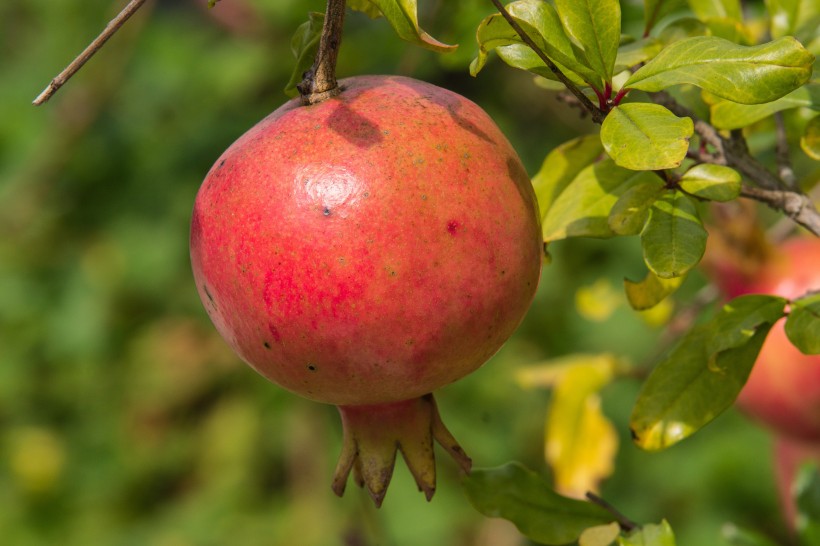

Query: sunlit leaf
[
  {"left": 802, "top": 114, "right": 820, "bottom": 160},
  {"left": 554, "top": 0, "right": 622, "bottom": 82},
  {"left": 576, "top": 278, "right": 622, "bottom": 321},
  {"left": 764, "top": 0, "right": 801, "bottom": 38},
  {"left": 580, "top": 522, "right": 621, "bottom": 546},
  {"left": 614, "top": 38, "right": 664, "bottom": 73},
  {"left": 706, "top": 295, "right": 788, "bottom": 369},
  {"left": 608, "top": 179, "right": 665, "bottom": 235},
  {"left": 624, "top": 36, "right": 815, "bottom": 104},
  {"left": 658, "top": 17, "right": 709, "bottom": 44},
  {"left": 364, "top": 0, "right": 456, "bottom": 52},
  {"left": 617, "top": 520, "right": 676, "bottom": 545},
  {"left": 285, "top": 12, "right": 324, "bottom": 97},
  {"left": 630, "top": 323, "right": 770, "bottom": 451},
  {"left": 688, "top": 0, "right": 743, "bottom": 21},
  {"left": 624, "top": 270, "right": 684, "bottom": 310},
  {"left": 516, "top": 353, "right": 624, "bottom": 390},
  {"left": 463, "top": 463, "right": 614, "bottom": 545},
  {"left": 679, "top": 164, "right": 741, "bottom": 201},
  {"left": 546, "top": 361, "right": 619, "bottom": 498},
  {"left": 640, "top": 191, "right": 707, "bottom": 279},
  {"left": 601, "top": 103, "right": 693, "bottom": 170},
  {"left": 471, "top": 0, "right": 601, "bottom": 87},
  {"left": 542, "top": 161, "right": 659, "bottom": 242},
  {"left": 533, "top": 134, "right": 604, "bottom": 219},
  {"left": 785, "top": 293, "right": 820, "bottom": 355},
  {"left": 348, "top": 0, "right": 383, "bottom": 18},
  {"left": 710, "top": 84, "right": 820, "bottom": 130}
]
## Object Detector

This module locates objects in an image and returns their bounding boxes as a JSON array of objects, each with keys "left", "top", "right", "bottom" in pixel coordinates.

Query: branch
[
  {"left": 773, "top": 111, "right": 797, "bottom": 189},
  {"left": 653, "top": 92, "right": 820, "bottom": 236},
  {"left": 586, "top": 492, "right": 639, "bottom": 533},
  {"left": 297, "top": 0, "right": 346, "bottom": 105},
  {"left": 33, "top": 0, "right": 149, "bottom": 106},
  {"left": 488, "top": 0, "right": 605, "bottom": 124}
]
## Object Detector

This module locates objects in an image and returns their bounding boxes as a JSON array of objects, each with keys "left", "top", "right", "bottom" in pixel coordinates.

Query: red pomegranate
[
  {"left": 722, "top": 237, "right": 820, "bottom": 441},
  {"left": 190, "top": 75, "right": 542, "bottom": 505}
]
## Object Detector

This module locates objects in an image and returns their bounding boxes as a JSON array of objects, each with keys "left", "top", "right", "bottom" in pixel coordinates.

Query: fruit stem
[
  {"left": 297, "top": 0, "right": 346, "bottom": 105},
  {"left": 332, "top": 394, "right": 472, "bottom": 507}
]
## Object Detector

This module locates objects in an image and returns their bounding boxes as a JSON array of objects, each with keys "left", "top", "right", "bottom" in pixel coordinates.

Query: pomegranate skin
[
  {"left": 734, "top": 238, "right": 820, "bottom": 441},
  {"left": 190, "top": 75, "right": 542, "bottom": 407}
]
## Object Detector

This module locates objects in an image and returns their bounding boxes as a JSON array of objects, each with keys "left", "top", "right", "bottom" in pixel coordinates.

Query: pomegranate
[{"left": 190, "top": 75, "right": 542, "bottom": 505}]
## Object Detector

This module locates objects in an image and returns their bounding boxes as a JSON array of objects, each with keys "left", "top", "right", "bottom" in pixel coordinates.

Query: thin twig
[
  {"left": 33, "top": 0, "right": 149, "bottom": 106},
  {"left": 741, "top": 185, "right": 820, "bottom": 236},
  {"left": 586, "top": 492, "right": 639, "bottom": 532},
  {"left": 488, "top": 0, "right": 605, "bottom": 124}
]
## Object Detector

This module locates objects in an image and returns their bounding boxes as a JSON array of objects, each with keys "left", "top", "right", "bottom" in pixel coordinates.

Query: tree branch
[
  {"left": 488, "top": 0, "right": 605, "bottom": 124},
  {"left": 297, "top": 0, "right": 346, "bottom": 105},
  {"left": 653, "top": 92, "right": 820, "bottom": 236},
  {"left": 33, "top": 0, "right": 149, "bottom": 106}
]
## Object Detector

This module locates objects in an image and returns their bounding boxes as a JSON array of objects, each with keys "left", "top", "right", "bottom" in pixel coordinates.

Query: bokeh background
[{"left": 1, "top": 1, "right": 785, "bottom": 544}]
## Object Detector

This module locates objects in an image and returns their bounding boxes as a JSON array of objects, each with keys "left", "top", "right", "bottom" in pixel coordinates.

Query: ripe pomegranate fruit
[{"left": 190, "top": 75, "right": 542, "bottom": 505}]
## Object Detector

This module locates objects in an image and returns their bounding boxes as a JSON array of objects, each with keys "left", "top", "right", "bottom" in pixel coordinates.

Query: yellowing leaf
[
  {"left": 546, "top": 363, "right": 619, "bottom": 498},
  {"left": 580, "top": 522, "right": 621, "bottom": 546},
  {"left": 516, "top": 353, "right": 621, "bottom": 390},
  {"left": 576, "top": 278, "right": 623, "bottom": 322}
]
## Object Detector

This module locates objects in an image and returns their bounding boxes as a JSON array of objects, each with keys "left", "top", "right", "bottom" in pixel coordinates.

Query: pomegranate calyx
[{"left": 332, "top": 394, "right": 472, "bottom": 507}]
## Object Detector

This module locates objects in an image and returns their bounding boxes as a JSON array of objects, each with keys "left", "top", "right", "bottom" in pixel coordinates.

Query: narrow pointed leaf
[
  {"left": 601, "top": 103, "right": 693, "bottom": 170},
  {"left": 462, "top": 462, "right": 614, "bottom": 545},
  {"left": 533, "top": 134, "right": 604, "bottom": 219},
  {"left": 554, "top": 0, "right": 622, "bottom": 81},
  {"left": 471, "top": 1, "right": 601, "bottom": 87},
  {"left": 802, "top": 114, "right": 820, "bottom": 160},
  {"left": 785, "top": 293, "right": 820, "bottom": 355},
  {"left": 624, "top": 36, "right": 815, "bottom": 104},
  {"left": 710, "top": 84, "right": 820, "bottom": 130},
  {"left": 614, "top": 37, "right": 664, "bottom": 73},
  {"left": 285, "top": 12, "right": 324, "bottom": 97},
  {"left": 624, "top": 270, "right": 684, "bottom": 310},
  {"left": 687, "top": 0, "right": 743, "bottom": 22},
  {"left": 643, "top": 0, "right": 688, "bottom": 35},
  {"left": 705, "top": 295, "right": 788, "bottom": 368},
  {"left": 640, "top": 191, "right": 707, "bottom": 279},
  {"left": 679, "top": 164, "right": 741, "bottom": 202},
  {"left": 365, "top": 0, "right": 456, "bottom": 52},
  {"left": 617, "top": 520, "right": 676, "bottom": 545},
  {"left": 608, "top": 179, "right": 665, "bottom": 235},
  {"left": 542, "top": 160, "right": 659, "bottom": 241},
  {"left": 630, "top": 323, "right": 770, "bottom": 451}
]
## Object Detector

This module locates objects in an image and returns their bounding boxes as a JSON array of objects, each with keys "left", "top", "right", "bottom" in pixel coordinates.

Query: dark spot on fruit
[
  {"left": 447, "top": 220, "right": 461, "bottom": 235},
  {"left": 203, "top": 284, "right": 215, "bottom": 305},
  {"left": 263, "top": 342, "right": 271, "bottom": 349},
  {"left": 323, "top": 207, "right": 331, "bottom": 216},
  {"left": 307, "top": 364, "right": 317, "bottom": 372}
]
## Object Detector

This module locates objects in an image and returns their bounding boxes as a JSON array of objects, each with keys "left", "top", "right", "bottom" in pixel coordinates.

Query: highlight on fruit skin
[{"left": 190, "top": 75, "right": 542, "bottom": 504}]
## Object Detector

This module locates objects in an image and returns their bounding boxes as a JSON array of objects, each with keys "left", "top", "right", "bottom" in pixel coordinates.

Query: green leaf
[
  {"left": 462, "top": 462, "right": 614, "bottom": 545},
  {"left": 705, "top": 295, "right": 788, "bottom": 369},
  {"left": 554, "top": 0, "right": 622, "bottom": 82},
  {"left": 802, "top": 114, "right": 820, "bottom": 160},
  {"left": 364, "top": 0, "right": 456, "bottom": 52},
  {"left": 284, "top": 12, "right": 325, "bottom": 97},
  {"left": 533, "top": 134, "right": 605, "bottom": 219},
  {"left": 624, "top": 270, "right": 684, "bottom": 310},
  {"left": 643, "top": 0, "right": 688, "bottom": 35},
  {"left": 608, "top": 179, "right": 665, "bottom": 236},
  {"left": 630, "top": 322, "right": 770, "bottom": 451},
  {"left": 764, "top": 0, "right": 801, "bottom": 38},
  {"left": 785, "top": 293, "right": 820, "bottom": 355},
  {"left": 640, "top": 191, "right": 707, "bottom": 279},
  {"left": 710, "top": 84, "right": 820, "bottom": 130},
  {"left": 614, "top": 38, "right": 664, "bottom": 73},
  {"left": 624, "top": 36, "right": 815, "bottom": 104},
  {"left": 617, "top": 520, "right": 676, "bottom": 546},
  {"left": 542, "top": 160, "right": 659, "bottom": 242},
  {"left": 471, "top": 1, "right": 601, "bottom": 87},
  {"left": 658, "top": 17, "right": 709, "bottom": 45},
  {"left": 687, "top": 0, "right": 743, "bottom": 22},
  {"left": 580, "top": 522, "right": 621, "bottom": 546},
  {"left": 678, "top": 164, "right": 741, "bottom": 201},
  {"left": 601, "top": 103, "right": 693, "bottom": 170},
  {"left": 796, "top": 463, "right": 820, "bottom": 544}
]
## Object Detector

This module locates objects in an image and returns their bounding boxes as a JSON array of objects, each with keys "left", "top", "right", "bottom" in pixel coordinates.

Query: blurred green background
[{"left": 0, "top": 1, "right": 784, "bottom": 545}]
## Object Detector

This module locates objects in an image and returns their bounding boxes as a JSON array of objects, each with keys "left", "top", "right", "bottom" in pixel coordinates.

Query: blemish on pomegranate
[
  {"left": 447, "top": 220, "right": 461, "bottom": 235},
  {"left": 307, "top": 364, "right": 317, "bottom": 372},
  {"left": 263, "top": 341, "right": 271, "bottom": 349},
  {"left": 268, "top": 323, "right": 282, "bottom": 343},
  {"left": 203, "top": 284, "right": 215, "bottom": 305},
  {"left": 323, "top": 206, "right": 331, "bottom": 216}
]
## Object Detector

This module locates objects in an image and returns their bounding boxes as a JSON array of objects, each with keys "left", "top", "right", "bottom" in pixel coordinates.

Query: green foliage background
[{"left": 0, "top": 1, "right": 785, "bottom": 544}]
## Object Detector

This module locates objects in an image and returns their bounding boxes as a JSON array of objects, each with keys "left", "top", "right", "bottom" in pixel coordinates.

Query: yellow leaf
[
  {"left": 545, "top": 365, "right": 619, "bottom": 498},
  {"left": 576, "top": 278, "right": 623, "bottom": 322},
  {"left": 579, "top": 522, "right": 621, "bottom": 546},
  {"left": 516, "top": 353, "right": 621, "bottom": 390}
]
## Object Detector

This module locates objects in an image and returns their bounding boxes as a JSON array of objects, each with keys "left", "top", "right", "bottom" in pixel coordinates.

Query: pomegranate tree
[{"left": 189, "top": 74, "right": 542, "bottom": 505}]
